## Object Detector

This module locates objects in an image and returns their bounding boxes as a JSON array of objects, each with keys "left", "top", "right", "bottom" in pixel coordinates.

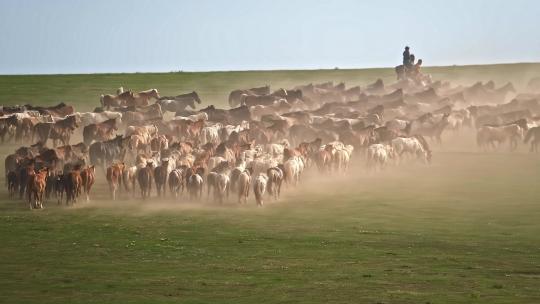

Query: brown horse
[
  {"left": 137, "top": 162, "right": 154, "bottom": 199},
  {"left": 83, "top": 118, "right": 118, "bottom": 146},
  {"left": 101, "top": 90, "right": 135, "bottom": 109},
  {"left": 130, "top": 89, "right": 160, "bottom": 107},
  {"left": 33, "top": 115, "right": 79, "bottom": 147},
  {"left": 228, "top": 86, "right": 270, "bottom": 108},
  {"left": 106, "top": 163, "right": 124, "bottom": 200},
  {"left": 154, "top": 159, "right": 169, "bottom": 197},
  {"left": 64, "top": 165, "right": 83, "bottom": 205},
  {"left": 27, "top": 168, "right": 48, "bottom": 209},
  {"left": 316, "top": 145, "right": 333, "bottom": 173},
  {"left": 80, "top": 165, "right": 95, "bottom": 202}
]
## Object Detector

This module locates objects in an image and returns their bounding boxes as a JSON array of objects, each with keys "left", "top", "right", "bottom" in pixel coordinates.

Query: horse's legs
[
  {"left": 489, "top": 141, "right": 496, "bottom": 151},
  {"left": 509, "top": 138, "right": 516, "bottom": 151}
]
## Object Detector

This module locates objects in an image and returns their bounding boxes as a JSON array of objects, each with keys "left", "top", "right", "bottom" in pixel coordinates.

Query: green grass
[
  {"left": 1, "top": 64, "right": 540, "bottom": 303},
  {"left": 1, "top": 63, "right": 539, "bottom": 110},
  {"left": 1, "top": 153, "right": 539, "bottom": 303}
]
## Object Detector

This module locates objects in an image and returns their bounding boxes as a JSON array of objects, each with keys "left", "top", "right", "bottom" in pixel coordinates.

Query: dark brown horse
[
  {"left": 159, "top": 91, "right": 202, "bottom": 112},
  {"left": 137, "top": 162, "right": 154, "bottom": 199}
]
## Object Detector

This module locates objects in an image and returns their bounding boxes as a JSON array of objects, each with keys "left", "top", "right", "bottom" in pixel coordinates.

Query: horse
[
  {"left": 253, "top": 173, "right": 268, "bottom": 206},
  {"left": 236, "top": 169, "right": 251, "bottom": 204},
  {"left": 391, "top": 135, "right": 432, "bottom": 164},
  {"left": 266, "top": 166, "right": 283, "bottom": 201},
  {"left": 283, "top": 156, "right": 304, "bottom": 186},
  {"left": 159, "top": 91, "right": 202, "bottom": 112},
  {"left": 89, "top": 135, "right": 126, "bottom": 171},
  {"left": 333, "top": 145, "right": 354, "bottom": 173},
  {"left": 524, "top": 126, "right": 540, "bottom": 152},
  {"left": 410, "top": 113, "right": 450, "bottom": 144},
  {"left": 131, "top": 89, "right": 160, "bottom": 107},
  {"left": 27, "top": 168, "right": 48, "bottom": 209},
  {"left": 137, "top": 162, "right": 154, "bottom": 199},
  {"left": 80, "top": 165, "right": 95, "bottom": 202},
  {"left": 187, "top": 171, "right": 204, "bottom": 200},
  {"left": 168, "top": 168, "right": 185, "bottom": 198},
  {"left": 33, "top": 115, "right": 79, "bottom": 147},
  {"left": 366, "top": 144, "right": 395, "bottom": 171},
  {"left": 229, "top": 86, "right": 270, "bottom": 108},
  {"left": 100, "top": 90, "right": 135, "bottom": 109},
  {"left": 83, "top": 118, "right": 118, "bottom": 146},
  {"left": 154, "top": 159, "right": 169, "bottom": 197},
  {"left": 315, "top": 145, "right": 333, "bottom": 173},
  {"left": 106, "top": 163, "right": 124, "bottom": 201},
  {"left": 64, "top": 165, "right": 83, "bottom": 205},
  {"left": 477, "top": 124, "right": 524, "bottom": 151}
]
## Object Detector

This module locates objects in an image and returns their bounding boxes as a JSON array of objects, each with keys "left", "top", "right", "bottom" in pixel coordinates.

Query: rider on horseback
[{"left": 403, "top": 46, "right": 411, "bottom": 67}]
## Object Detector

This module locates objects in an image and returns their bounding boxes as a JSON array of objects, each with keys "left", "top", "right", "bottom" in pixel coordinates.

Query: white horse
[
  {"left": 391, "top": 136, "right": 431, "bottom": 164},
  {"left": 366, "top": 144, "right": 395, "bottom": 170},
  {"left": 199, "top": 124, "right": 221, "bottom": 145},
  {"left": 213, "top": 173, "right": 230, "bottom": 204},
  {"left": 283, "top": 156, "right": 304, "bottom": 186},
  {"left": 75, "top": 111, "right": 123, "bottom": 126},
  {"left": 333, "top": 144, "right": 354, "bottom": 173},
  {"left": 265, "top": 139, "right": 290, "bottom": 158},
  {"left": 237, "top": 170, "right": 251, "bottom": 204},
  {"left": 188, "top": 173, "right": 204, "bottom": 200},
  {"left": 253, "top": 173, "right": 268, "bottom": 206}
]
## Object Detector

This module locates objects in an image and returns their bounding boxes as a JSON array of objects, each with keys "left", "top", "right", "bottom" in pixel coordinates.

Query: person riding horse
[
  {"left": 403, "top": 46, "right": 411, "bottom": 67},
  {"left": 402, "top": 46, "right": 416, "bottom": 75},
  {"left": 396, "top": 46, "right": 429, "bottom": 83}
]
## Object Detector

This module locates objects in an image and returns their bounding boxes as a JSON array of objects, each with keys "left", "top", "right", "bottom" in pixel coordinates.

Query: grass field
[
  {"left": 1, "top": 64, "right": 540, "bottom": 303},
  {"left": 1, "top": 62, "right": 539, "bottom": 110}
]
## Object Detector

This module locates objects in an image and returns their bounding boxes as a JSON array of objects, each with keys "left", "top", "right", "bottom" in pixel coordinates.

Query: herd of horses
[{"left": 2, "top": 75, "right": 540, "bottom": 210}]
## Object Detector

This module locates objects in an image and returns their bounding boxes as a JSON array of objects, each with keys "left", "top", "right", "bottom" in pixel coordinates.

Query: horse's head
[
  {"left": 239, "top": 94, "right": 249, "bottom": 106},
  {"left": 68, "top": 115, "right": 80, "bottom": 129},
  {"left": 192, "top": 91, "right": 202, "bottom": 104},
  {"left": 187, "top": 99, "right": 196, "bottom": 109},
  {"left": 151, "top": 89, "right": 160, "bottom": 99}
]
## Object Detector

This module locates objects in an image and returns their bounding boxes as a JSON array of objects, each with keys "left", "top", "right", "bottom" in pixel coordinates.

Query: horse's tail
[
  {"left": 100, "top": 95, "right": 105, "bottom": 107},
  {"left": 254, "top": 181, "right": 263, "bottom": 204}
]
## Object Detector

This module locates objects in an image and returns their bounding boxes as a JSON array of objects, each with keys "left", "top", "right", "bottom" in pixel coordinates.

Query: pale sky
[{"left": 1, "top": 0, "right": 539, "bottom": 74}]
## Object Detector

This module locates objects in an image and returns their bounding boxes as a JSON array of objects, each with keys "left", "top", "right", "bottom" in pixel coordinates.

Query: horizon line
[{"left": 0, "top": 61, "right": 539, "bottom": 77}]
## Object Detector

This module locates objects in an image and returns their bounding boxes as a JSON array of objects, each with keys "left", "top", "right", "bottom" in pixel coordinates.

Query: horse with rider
[{"left": 396, "top": 46, "right": 430, "bottom": 84}]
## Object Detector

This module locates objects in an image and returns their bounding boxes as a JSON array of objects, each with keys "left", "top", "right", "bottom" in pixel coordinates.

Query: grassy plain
[{"left": 1, "top": 63, "right": 540, "bottom": 303}]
